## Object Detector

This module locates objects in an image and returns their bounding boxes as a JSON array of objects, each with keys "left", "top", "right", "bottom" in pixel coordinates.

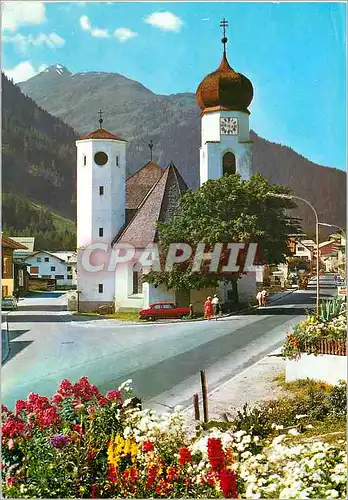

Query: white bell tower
[
  {"left": 76, "top": 113, "right": 126, "bottom": 311},
  {"left": 196, "top": 19, "right": 254, "bottom": 185}
]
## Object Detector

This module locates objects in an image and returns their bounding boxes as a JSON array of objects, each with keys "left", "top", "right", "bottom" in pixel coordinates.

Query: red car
[{"left": 139, "top": 302, "right": 190, "bottom": 321}]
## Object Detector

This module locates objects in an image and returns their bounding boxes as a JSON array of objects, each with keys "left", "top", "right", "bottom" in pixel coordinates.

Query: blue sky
[{"left": 2, "top": 1, "right": 346, "bottom": 171}]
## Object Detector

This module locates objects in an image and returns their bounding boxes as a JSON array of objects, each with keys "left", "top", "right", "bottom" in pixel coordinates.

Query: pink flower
[
  {"left": 106, "top": 390, "right": 122, "bottom": 402},
  {"left": 8, "top": 439, "right": 15, "bottom": 450}
]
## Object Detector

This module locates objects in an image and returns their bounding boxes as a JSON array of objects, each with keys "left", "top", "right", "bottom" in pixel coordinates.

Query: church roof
[
  {"left": 79, "top": 128, "right": 126, "bottom": 141},
  {"left": 126, "top": 161, "right": 164, "bottom": 210},
  {"left": 116, "top": 162, "right": 188, "bottom": 247}
]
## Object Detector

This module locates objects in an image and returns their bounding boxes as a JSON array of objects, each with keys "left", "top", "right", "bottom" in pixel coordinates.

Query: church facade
[{"left": 76, "top": 25, "right": 257, "bottom": 313}]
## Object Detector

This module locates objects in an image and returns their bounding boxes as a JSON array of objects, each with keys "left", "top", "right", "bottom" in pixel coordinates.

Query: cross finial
[
  {"left": 148, "top": 140, "right": 153, "bottom": 161},
  {"left": 220, "top": 18, "right": 228, "bottom": 54},
  {"left": 98, "top": 109, "right": 103, "bottom": 129}
]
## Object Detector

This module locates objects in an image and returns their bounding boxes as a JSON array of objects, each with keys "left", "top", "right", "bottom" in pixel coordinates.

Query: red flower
[
  {"left": 36, "top": 407, "right": 61, "bottom": 429},
  {"left": 15, "top": 400, "right": 27, "bottom": 415},
  {"left": 146, "top": 466, "right": 158, "bottom": 489},
  {"left": 142, "top": 440, "right": 154, "bottom": 452},
  {"left": 178, "top": 446, "right": 192, "bottom": 465},
  {"left": 72, "top": 424, "right": 82, "bottom": 434},
  {"left": 219, "top": 469, "right": 238, "bottom": 498},
  {"left": 166, "top": 466, "right": 178, "bottom": 482},
  {"left": 51, "top": 393, "right": 63, "bottom": 405},
  {"left": 91, "top": 484, "right": 98, "bottom": 498},
  {"left": 106, "top": 390, "right": 122, "bottom": 402},
  {"left": 107, "top": 464, "right": 118, "bottom": 484},
  {"left": 2, "top": 415, "right": 26, "bottom": 438},
  {"left": 208, "top": 438, "right": 226, "bottom": 472}
]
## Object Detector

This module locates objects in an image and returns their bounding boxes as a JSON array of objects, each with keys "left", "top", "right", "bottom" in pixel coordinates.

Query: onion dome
[{"left": 196, "top": 22, "right": 253, "bottom": 114}]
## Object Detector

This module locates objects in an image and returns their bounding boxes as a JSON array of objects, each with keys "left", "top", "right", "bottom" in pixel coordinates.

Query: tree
[{"left": 144, "top": 173, "right": 302, "bottom": 291}]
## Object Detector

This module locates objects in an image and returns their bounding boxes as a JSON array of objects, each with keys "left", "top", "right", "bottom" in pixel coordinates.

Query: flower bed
[
  {"left": 282, "top": 299, "right": 346, "bottom": 361},
  {"left": 2, "top": 377, "right": 347, "bottom": 498}
]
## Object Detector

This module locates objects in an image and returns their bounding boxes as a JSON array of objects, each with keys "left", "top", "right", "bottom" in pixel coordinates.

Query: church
[{"left": 76, "top": 21, "right": 257, "bottom": 313}]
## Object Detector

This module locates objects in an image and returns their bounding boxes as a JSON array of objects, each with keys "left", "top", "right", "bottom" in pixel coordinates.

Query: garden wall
[{"left": 286, "top": 354, "right": 347, "bottom": 385}]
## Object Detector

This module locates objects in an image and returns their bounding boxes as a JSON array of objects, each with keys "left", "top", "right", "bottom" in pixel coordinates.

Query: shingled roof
[
  {"left": 79, "top": 128, "right": 126, "bottom": 142},
  {"left": 117, "top": 162, "right": 188, "bottom": 248},
  {"left": 1, "top": 235, "right": 28, "bottom": 250},
  {"left": 126, "top": 161, "right": 164, "bottom": 210}
]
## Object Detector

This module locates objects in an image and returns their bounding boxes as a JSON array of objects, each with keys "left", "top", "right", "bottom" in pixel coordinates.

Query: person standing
[
  {"left": 204, "top": 296, "right": 213, "bottom": 320},
  {"left": 212, "top": 294, "right": 220, "bottom": 319},
  {"left": 14, "top": 288, "right": 20, "bottom": 301}
]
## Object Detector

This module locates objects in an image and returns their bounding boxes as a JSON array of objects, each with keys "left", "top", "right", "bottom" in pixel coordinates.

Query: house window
[
  {"left": 44, "top": 257, "right": 49, "bottom": 262},
  {"left": 42, "top": 275, "right": 51, "bottom": 278},
  {"left": 132, "top": 263, "right": 143, "bottom": 294},
  {"left": 3, "top": 257, "right": 11, "bottom": 277},
  {"left": 30, "top": 266, "right": 39, "bottom": 274},
  {"left": 37, "top": 257, "right": 42, "bottom": 262},
  {"left": 222, "top": 152, "right": 236, "bottom": 175},
  {"left": 98, "top": 284, "right": 103, "bottom": 293},
  {"left": 297, "top": 246, "right": 305, "bottom": 251},
  {"left": 67, "top": 275, "right": 73, "bottom": 280},
  {"left": 51, "top": 266, "right": 56, "bottom": 272},
  {"left": 116, "top": 156, "right": 119, "bottom": 167},
  {"left": 67, "top": 266, "right": 72, "bottom": 271},
  {"left": 55, "top": 275, "right": 65, "bottom": 280},
  {"left": 83, "top": 155, "right": 87, "bottom": 166},
  {"left": 99, "top": 186, "right": 104, "bottom": 195},
  {"left": 2, "top": 286, "right": 8, "bottom": 296},
  {"left": 99, "top": 228, "right": 104, "bottom": 237}
]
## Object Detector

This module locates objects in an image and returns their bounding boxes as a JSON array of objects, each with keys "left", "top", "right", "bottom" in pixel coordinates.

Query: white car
[{"left": 1, "top": 296, "right": 18, "bottom": 311}]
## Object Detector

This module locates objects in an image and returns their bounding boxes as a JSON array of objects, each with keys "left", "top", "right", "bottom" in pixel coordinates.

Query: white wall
[
  {"left": 238, "top": 273, "right": 257, "bottom": 303},
  {"left": 25, "top": 252, "right": 75, "bottom": 286},
  {"left": 286, "top": 354, "right": 347, "bottom": 385}
]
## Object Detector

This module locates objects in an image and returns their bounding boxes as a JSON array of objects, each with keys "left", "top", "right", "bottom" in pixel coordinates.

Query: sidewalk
[{"left": 184, "top": 348, "right": 287, "bottom": 425}]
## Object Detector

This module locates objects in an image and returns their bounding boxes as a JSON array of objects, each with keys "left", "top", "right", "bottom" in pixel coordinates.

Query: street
[{"left": 2, "top": 275, "right": 337, "bottom": 411}]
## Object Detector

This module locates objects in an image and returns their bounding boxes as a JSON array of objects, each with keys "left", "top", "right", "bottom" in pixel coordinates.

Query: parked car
[
  {"left": 2, "top": 296, "right": 18, "bottom": 311},
  {"left": 139, "top": 302, "right": 190, "bottom": 321}
]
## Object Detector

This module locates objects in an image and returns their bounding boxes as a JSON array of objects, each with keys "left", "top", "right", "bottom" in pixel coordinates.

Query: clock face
[
  {"left": 94, "top": 151, "right": 108, "bottom": 166},
  {"left": 220, "top": 117, "right": 239, "bottom": 135}
]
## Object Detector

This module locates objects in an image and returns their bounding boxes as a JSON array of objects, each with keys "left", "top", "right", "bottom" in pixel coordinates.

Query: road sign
[{"left": 337, "top": 286, "right": 346, "bottom": 296}]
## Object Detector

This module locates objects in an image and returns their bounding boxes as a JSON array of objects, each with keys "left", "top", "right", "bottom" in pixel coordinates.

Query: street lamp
[
  {"left": 267, "top": 192, "right": 320, "bottom": 315},
  {"left": 318, "top": 222, "right": 346, "bottom": 242}
]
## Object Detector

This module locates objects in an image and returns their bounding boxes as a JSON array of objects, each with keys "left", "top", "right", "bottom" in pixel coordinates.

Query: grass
[
  {"left": 74, "top": 311, "right": 140, "bottom": 322},
  {"left": 274, "top": 372, "right": 333, "bottom": 396}
]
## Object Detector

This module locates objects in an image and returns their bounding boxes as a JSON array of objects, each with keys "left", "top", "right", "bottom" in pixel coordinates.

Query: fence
[{"left": 303, "top": 339, "right": 346, "bottom": 356}]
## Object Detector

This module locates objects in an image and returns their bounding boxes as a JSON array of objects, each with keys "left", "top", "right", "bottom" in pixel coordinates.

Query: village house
[
  {"left": 24, "top": 250, "right": 77, "bottom": 287},
  {"left": 1, "top": 235, "right": 28, "bottom": 297}
]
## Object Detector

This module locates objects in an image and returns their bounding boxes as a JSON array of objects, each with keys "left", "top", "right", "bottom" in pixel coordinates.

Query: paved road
[{"left": 2, "top": 276, "right": 338, "bottom": 410}]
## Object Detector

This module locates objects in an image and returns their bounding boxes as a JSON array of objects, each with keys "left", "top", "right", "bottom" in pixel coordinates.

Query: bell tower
[
  {"left": 196, "top": 19, "right": 254, "bottom": 184},
  {"left": 76, "top": 112, "right": 126, "bottom": 311}
]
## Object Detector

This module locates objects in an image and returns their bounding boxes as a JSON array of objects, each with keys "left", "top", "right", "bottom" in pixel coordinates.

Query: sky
[{"left": 2, "top": 1, "right": 346, "bottom": 171}]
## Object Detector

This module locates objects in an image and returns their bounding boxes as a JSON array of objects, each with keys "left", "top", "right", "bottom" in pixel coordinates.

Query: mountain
[{"left": 6, "top": 67, "right": 347, "bottom": 235}]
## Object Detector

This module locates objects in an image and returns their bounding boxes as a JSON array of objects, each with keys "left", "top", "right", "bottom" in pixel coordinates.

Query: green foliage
[
  {"left": 2, "top": 192, "right": 76, "bottom": 251},
  {"left": 233, "top": 403, "right": 271, "bottom": 442},
  {"left": 145, "top": 173, "right": 302, "bottom": 291},
  {"left": 320, "top": 297, "right": 345, "bottom": 323}
]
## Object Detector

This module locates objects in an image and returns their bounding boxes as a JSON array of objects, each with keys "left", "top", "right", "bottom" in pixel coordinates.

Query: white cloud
[
  {"left": 2, "top": 2, "right": 46, "bottom": 32},
  {"left": 91, "top": 28, "right": 110, "bottom": 38},
  {"left": 80, "top": 15, "right": 91, "bottom": 31},
  {"left": 80, "top": 15, "right": 110, "bottom": 38},
  {"left": 3, "top": 32, "right": 65, "bottom": 52},
  {"left": 145, "top": 11, "right": 183, "bottom": 32},
  {"left": 4, "top": 60, "right": 46, "bottom": 83},
  {"left": 114, "top": 28, "right": 138, "bottom": 43}
]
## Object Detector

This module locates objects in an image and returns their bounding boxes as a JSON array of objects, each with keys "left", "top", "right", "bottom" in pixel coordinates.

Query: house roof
[
  {"left": 25, "top": 250, "right": 67, "bottom": 263},
  {"left": 79, "top": 128, "right": 126, "bottom": 142},
  {"left": 1, "top": 235, "right": 28, "bottom": 250},
  {"left": 9, "top": 236, "right": 35, "bottom": 252},
  {"left": 116, "top": 162, "right": 188, "bottom": 248},
  {"left": 126, "top": 161, "right": 164, "bottom": 210}
]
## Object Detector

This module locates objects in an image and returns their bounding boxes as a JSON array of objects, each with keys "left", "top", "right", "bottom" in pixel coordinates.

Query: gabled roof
[
  {"left": 126, "top": 161, "right": 164, "bottom": 210},
  {"left": 116, "top": 162, "right": 188, "bottom": 248},
  {"left": 79, "top": 128, "right": 126, "bottom": 142},
  {"left": 9, "top": 236, "right": 35, "bottom": 252},
  {"left": 24, "top": 250, "right": 67, "bottom": 263},
  {"left": 1, "top": 235, "right": 28, "bottom": 250}
]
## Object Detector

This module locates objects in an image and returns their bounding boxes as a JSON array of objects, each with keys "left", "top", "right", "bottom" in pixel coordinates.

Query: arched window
[
  {"left": 132, "top": 263, "right": 143, "bottom": 294},
  {"left": 222, "top": 152, "right": 236, "bottom": 176}
]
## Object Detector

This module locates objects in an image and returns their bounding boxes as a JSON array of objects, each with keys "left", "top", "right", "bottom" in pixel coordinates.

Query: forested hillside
[
  {"left": 2, "top": 193, "right": 76, "bottom": 251},
  {"left": 2, "top": 73, "right": 77, "bottom": 220}
]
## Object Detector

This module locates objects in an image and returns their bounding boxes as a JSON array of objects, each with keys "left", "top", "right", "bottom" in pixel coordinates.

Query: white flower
[
  {"left": 234, "top": 429, "right": 247, "bottom": 439},
  {"left": 118, "top": 379, "right": 133, "bottom": 391},
  {"left": 326, "top": 489, "right": 339, "bottom": 498},
  {"left": 295, "top": 414, "right": 308, "bottom": 419},
  {"left": 305, "top": 424, "right": 313, "bottom": 429},
  {"left": 272, "top": 434, "right": 287, "bottom": 446},
  {"left": 288, "top": 428, "right": 299, "bottom": 436}
]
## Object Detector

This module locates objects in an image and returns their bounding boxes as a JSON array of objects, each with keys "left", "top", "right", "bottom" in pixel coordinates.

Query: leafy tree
[{"left": 144, "top": 173, "right": 302, "bottom": 291}]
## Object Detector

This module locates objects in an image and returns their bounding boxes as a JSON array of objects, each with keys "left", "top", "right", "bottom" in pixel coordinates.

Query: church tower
[
  {"left": 196, "top": 19, "right": 254, "bottom": 185},
  {"left": 76, "top": 113, "right": 126, "bottom": 311}
]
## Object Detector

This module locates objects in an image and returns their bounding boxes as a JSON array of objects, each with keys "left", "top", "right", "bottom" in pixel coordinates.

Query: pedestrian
[
  {"left": 256, "top": 290, "right": 262, "bottom": 307},
  {"left": 261, "top": 289, "right": 268, "bottom": 306},
  {"left": 280, "top": 277, "right": 285, "bottom": 291},
  {"left": 14, "top": 288, "right": 20, "bottom": 301},
  {"left": 211, "top": 294, "right": 220, "bottom": 320},
  {"left": 189, "top": 303, "right": 194, "bottom": 319},
  {"left": 204, "top": 296, "right": 213, "bottom": 320}
]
